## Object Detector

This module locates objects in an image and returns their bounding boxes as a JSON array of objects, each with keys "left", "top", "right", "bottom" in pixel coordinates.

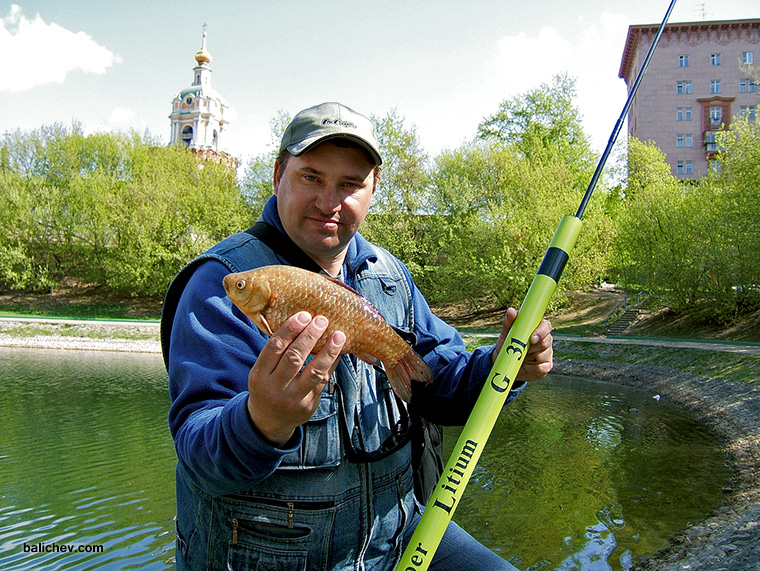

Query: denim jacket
[{"left": 162, "top": 197, "right": 524, "bottom": 570}]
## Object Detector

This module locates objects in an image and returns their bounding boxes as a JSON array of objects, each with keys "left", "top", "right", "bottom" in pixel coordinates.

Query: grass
[
  {"left": 556, "top": 339, "right": 760, "bottom": 388},
  {"left": 463, "top": 332, "right": 760, "bottom": 389},
  {"left": 0, "top": 321, "right": 159, "bottom": 342}
]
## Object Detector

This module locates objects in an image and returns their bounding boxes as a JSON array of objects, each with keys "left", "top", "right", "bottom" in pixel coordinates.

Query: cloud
[
  {"left": 1, "top": 4, "right": 120, "bottom": 92},
  {"left": 107, "top": 107, "right": 136, "bottom": 125},
  {"left": 489, "top": 26, "right": 573, "bottom": 99}
]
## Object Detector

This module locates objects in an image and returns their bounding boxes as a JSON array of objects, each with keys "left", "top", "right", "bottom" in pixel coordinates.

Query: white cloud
[
  {"left": 107, "top": 107, "right": 136, "bottom": 125},
  {"left": 1, "top": 4, "right": 120, "bottom": 92},
  {"left": 489, "top": 26, "right": 573, "bottom": 99}
]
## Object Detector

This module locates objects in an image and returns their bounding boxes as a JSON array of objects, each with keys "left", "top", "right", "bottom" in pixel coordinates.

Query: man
[{"left": 162, "top": 102, "right": 553, "bottom": 571}]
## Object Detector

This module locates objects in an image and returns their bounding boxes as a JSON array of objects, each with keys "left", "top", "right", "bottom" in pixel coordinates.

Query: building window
[
  {"left": 740, "top": 79, "right": 757, "bottom": 93},
  {"left": 705, "top": 131, "right": 717, "bottom": 152},
  {"left": 676, "top": 161, "right": 693, "bottom": 175},
  {"left": 742, "top": 51, "right": 754, "bottom": 65},
  {"left": 710, "top": 53, "right": 721, "bottom": 66},
  {"left": 676, "top": 134, "right": 694, "bottom": 148},
  {"left": 710, "top": 106, "right": 723, "bottom": 126},
  {"left": 181, "top": 125, "right": 194, "bottom": 147},
  {"left": 677, "top": 107, "right": 694, "bottom": 121},
  {"left": 740, "top": 106, "right": 757, "bottom": 120},
  {"left": 677, "top": 80, "right": 692, "bottom": 94},
  {"left": 679, "top": 54, "right": 690, "bottom": 67},
  {"left": 710, "top": 80, "right": 721, "bottom": 94}
]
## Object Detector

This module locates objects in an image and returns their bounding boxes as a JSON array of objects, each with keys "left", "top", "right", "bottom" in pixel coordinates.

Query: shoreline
[
  {"left": 1, "top": 322, "right": 759, "bottom": 569},
  {"left": 0, "top": 317, "right": 161, "bottom": 353}
]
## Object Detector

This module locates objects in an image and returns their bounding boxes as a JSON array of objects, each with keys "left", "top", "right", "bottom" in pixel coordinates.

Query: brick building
[{"left": 619, "top": 18, "right": 759, "bottom": 180}]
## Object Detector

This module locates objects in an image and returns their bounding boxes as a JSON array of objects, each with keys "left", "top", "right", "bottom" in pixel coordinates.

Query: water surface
[
  {"left": 0, "top": 349, "right": 731, "bottom": 570},
  {"left": 443, "top": 375, "right": 731, "bottom": 570},
  {"left": 0, "top": 348, "right": 175, "bottom": 570}
]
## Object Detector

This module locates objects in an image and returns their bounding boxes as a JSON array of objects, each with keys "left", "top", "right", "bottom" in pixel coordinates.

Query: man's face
[{"left": 274, "top": 141, "right": 378, "bottom": 266}]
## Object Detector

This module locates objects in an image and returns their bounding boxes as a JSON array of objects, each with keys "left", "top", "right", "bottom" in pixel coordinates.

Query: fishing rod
[{"left": 396, "top": 0, "right": 677, "bottom": 569}]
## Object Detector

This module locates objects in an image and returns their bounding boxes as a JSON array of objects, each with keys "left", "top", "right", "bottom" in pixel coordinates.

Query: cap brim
[{"left": 287, "top": 133, "right": 382, "bottom": 166}]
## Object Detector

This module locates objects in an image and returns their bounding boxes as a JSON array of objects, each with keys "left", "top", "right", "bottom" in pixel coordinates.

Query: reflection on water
[
  {"left": 444, "top": 375, "right": 732, "bottom": 570},
  {"left": 0, "top": 351, "right": 731, "bottom": 570},
  {"left": 0, "top": 348, "right": 175, "bottom": 570}
]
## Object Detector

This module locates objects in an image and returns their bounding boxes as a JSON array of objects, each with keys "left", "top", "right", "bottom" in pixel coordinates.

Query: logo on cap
[{"left": 322, "top": 118, "right": 358, "bottom": 129}]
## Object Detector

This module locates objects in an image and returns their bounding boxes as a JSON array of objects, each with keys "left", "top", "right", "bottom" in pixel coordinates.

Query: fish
[{"left": 222, "top": 265, "right": 433, "bottom": 402}]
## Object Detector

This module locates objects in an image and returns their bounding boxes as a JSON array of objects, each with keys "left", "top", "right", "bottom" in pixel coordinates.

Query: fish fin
[
  {"left": 383, "top": 349, "right": 433, "bottom": 403},
  {"left": 251, "top": 313, "right": 274, "bottom": 336},
  {"left": 356, "top": 353, "right": 382, "bottom": 367},
  {"left": 321, "top": 274, "right": 364, "bottom": 297}
]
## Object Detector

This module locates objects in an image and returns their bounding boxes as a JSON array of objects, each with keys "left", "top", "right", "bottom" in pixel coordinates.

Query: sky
[{"left": 1, "top": 0, "right": 758, "bottom": 166}]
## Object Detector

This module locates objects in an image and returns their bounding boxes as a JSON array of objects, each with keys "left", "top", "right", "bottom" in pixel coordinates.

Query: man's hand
[
  {"left": 247, "top": 311, "right": 346, "bottom": 447},
  {"left": 491, "top": 307, "right": 553, "bottom": 381}
]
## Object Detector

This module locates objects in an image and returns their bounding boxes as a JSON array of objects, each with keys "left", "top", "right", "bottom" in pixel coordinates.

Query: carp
[{"left": 223, "top": 265, "right": 433, "bottom": 402}]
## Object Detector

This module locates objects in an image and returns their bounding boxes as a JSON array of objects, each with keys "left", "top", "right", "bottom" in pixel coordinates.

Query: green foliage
[
  {"left": 613, "top": 139, "right": 704, "bottom": 308},
  {"left": 613, "top": 126, "right": 760, "bottom": 322},
  {"left": 0, "top": 126, "right": 249, "bottom": 296},
  {"left": 360, "top": 110, "right": 433, "bottom": 279},
  {"left": 5, "top": 82, "right": 754, "bottom": 322},
  {"left": 422, "top": 137, "right": 611, "bottom": 308},
  {"left": 238, "top": 110, "right": 291, "bottom": 217},
  {"left": 478, "top": 73, "right": 596, "bottom": 177},
  {"left": 371, "top": 109, "right": 429, "bottom": 215}
]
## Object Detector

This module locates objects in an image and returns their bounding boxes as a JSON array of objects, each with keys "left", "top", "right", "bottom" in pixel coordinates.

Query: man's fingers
[
  {"left": 256, "top": 311, "right": 313, "bottom": 375},
  {"left": 258, "top": 312, "right": 333, "bottom": 384},
  {"left": 298, "top": 330, "right": 346, "bottom": 394}
]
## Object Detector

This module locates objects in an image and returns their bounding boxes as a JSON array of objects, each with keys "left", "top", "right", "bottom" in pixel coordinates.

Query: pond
[{"left": 0, "top": 348, "right": 731, "bottom": 570}]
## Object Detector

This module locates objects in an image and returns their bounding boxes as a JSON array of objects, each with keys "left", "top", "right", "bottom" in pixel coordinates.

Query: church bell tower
[{"left": 169, "top": 27, "right": 229, "bottom": 152}]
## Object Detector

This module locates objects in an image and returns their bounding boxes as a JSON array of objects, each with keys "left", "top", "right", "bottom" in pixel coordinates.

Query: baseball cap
[{"left": 279, "top": 102, "right": 382, "bottom": 165}]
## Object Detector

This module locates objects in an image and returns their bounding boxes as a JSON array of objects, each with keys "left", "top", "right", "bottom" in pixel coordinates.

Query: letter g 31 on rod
[{"left": 395, "top": 0, "right": 678, "bottom": 569}]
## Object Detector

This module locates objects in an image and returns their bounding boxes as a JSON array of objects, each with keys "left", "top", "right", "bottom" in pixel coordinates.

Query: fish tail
[{"left": 384, "top": 348, "right": 433, "bottom": 403}]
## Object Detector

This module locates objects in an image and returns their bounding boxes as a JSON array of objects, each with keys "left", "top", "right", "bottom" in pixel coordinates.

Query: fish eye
[{"left": 236, "top": 279, "right": 246, "bottom": 290}]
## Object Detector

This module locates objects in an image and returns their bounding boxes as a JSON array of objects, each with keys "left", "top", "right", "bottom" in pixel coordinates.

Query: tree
[
  {"left": 370, "top": 109, "right": 429, "bottom": 215},
  {"left": 478, "top": 73, "right": 596, "bottom": 178},
  {"left": 0, "top": 126, "right": 249, "bottom": 296},
  {"left": 361, "top": 110, "right": 432, "bottom": 277},
  {"left": 239, "top": 110, "right": 291, "bottom": 217},
  {"left": 424, "top": 135, "right": 612, "bottom": 308},
  {"left": 613, "top": 139, "right": 709, "bottom": 310}
]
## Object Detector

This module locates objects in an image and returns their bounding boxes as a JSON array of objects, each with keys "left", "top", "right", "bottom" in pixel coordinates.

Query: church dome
[{"left": 194, "top": 31, "right": 212, "bottom": 65}]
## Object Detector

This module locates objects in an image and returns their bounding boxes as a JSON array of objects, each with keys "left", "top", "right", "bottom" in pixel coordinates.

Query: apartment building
[{"left": 619, "top": 18, "right": 759, "bottom": 180}]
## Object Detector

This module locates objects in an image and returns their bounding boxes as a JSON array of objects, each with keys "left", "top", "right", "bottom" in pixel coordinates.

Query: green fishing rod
[{"left": 396, "top": 1, "right": 677, "bottom": 569}]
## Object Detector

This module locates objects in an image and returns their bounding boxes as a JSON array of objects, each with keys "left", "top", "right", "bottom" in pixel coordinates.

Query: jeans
[{"left": 402, "top": 509, "right": 520, "bottom": 571}]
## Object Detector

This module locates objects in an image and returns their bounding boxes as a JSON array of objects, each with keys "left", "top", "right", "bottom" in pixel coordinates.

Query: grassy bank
[
  {"left": 555, "top": 339, "right": 760, "bottom": 388},
  {"left": 3, "top": 287, "right": 760, "bottom": 389},
  {"left": 463, "top": 333, "right": 760, "bottom": 390}
]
